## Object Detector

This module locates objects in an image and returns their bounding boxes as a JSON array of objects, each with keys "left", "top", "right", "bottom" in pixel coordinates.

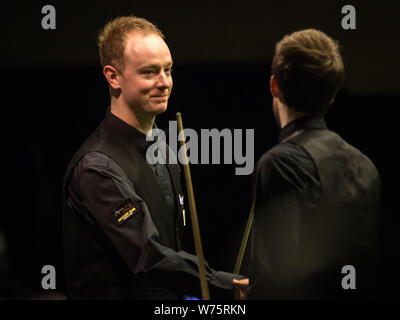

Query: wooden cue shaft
[
  {"left": 176, "top": 112, "right": 210, "bottom": 300},
  {"left": 233, "top": 202, "right": 255, "bottom": 274}
]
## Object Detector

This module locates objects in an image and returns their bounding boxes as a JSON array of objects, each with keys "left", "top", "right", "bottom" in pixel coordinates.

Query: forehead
[{"left": 124, "top": 32, "right": 172, "bottom": 67}]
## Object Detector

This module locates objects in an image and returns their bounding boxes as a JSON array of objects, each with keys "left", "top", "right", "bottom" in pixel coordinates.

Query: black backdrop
[{"left": 2, "top": 0, "right": 400, "bottom": 299}]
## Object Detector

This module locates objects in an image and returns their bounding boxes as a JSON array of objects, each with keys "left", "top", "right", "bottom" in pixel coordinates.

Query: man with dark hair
[
  {"left": 247, "top": 29, "right": 381, "bottom": 299},
  {"left": 62, "top": 16, "right": 247, "bottom": 299}
]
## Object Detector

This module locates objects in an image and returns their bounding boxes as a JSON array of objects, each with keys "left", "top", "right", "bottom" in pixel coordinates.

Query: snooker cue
[
  {"left": 176, "top": 112, "right": 211, "bottom": 300},
  {"left": 233, "top": 201, "right": 255, "bottom": 274}
]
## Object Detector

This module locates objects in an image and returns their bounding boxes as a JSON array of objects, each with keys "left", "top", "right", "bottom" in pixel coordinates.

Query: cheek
[
  {"left": 124, "top": 80, "right": 152, "bottom": 98},
  {"left": 166, "top": 77, "right": 173, "bottom": 95}
]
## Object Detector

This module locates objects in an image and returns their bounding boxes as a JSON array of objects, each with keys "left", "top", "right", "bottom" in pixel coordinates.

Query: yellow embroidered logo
[{"left": 114, "top": 201, "right": 137, "bottom": 225}]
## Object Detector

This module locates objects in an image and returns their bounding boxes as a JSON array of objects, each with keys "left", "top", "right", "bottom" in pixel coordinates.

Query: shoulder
[
  {"left": 314, "top": 129, "right": 380, "bottom": 179},
  {"left": 257, "top": 142, "right": 314, "bottom": 174},
  {"left": 336, "top": 134, "right": 381, "bottom": 183},
  {"left": 72, "top": 152, "right": 130, "bottom": 187},
  {"left": 255, "top": 142, "right": 319, "bottom": 194},
  {"left": 76, "top": 151, "right": 118, "bottom": 171}
]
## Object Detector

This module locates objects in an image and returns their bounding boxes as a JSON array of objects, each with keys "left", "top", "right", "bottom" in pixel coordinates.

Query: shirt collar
[
  {"left": 105, "top": 108, "right": 157, "bottom": 155},
  {"left": 279, "top": 115, "right": 327, "bottom": 143}
]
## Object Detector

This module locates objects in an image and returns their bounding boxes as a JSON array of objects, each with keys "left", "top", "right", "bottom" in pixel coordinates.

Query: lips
[
  {"left": 150, "top": 94, "right": 169, "bottom": 102},
  {"left": 150, "top": 94, "right": 168, "bottom": 98}
]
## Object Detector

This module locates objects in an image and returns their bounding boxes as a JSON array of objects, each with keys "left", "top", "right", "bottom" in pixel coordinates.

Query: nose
[{"left": 156, "top": 71, "right": 171, "bottom": 90}]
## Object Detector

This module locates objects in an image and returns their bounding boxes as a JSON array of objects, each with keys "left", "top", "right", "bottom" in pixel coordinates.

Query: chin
[{"left": 148, "top": 103, "right": 167, "bottom": 115}]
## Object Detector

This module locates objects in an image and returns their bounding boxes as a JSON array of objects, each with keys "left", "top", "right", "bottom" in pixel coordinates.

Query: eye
[{"left": 165, "top": 67, "right": 173, "bottom": 75}]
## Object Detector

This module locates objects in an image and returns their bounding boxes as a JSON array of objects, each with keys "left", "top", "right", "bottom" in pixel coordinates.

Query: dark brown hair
[{"left": 272, "top": 29, "right": 345, "bottom": 115}]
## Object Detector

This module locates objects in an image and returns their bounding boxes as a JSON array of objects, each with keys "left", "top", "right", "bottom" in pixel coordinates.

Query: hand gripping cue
[{"left": 176, "top": 112, "right": 210, "bottom": 300}]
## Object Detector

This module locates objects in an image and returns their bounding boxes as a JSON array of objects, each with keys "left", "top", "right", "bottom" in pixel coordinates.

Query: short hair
[
  {"left": 97, "top": 16, "right": 164, "bottom": 73},
  {"left": 271, "top": 29, "right": 345, "bottom": 115}
]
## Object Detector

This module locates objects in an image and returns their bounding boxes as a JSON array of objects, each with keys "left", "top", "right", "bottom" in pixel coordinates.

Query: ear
[
  {"left": 330, "top": 98, "right": 335, "bottom": 105},
  {"left": 270, "top": 75, "right": 281, "bottom": 98},
  {"left": 103, "top": 65, "right": 122, "bottom": 90}
]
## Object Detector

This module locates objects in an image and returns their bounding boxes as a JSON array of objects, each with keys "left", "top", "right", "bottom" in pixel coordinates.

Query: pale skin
[
  {"left": 233, "top": 278, "right": 250, "bottom": 300},
  {"left": 102, "top": 31, "right": 249, "bottom": 299},
  {"left": 103, "top": 32, "right": 173, "bottom": 135}
]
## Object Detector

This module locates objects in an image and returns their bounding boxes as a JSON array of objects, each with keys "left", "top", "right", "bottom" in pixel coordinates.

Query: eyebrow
[{"left": 139, "top": 61, "right": 173, "bottom": 69}]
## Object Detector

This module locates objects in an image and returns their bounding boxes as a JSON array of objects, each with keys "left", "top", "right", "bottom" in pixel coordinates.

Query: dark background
[{"left": 1, "top": 0, "right": 399, "bottom": 299}]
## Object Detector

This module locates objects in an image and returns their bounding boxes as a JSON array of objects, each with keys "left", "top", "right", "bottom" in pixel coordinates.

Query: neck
[
  {"left": 278, "top": 101, "right": 311, "bottom": 128},
  {"left": 110, "top": 99, "right": 155, "bottom": 135}
]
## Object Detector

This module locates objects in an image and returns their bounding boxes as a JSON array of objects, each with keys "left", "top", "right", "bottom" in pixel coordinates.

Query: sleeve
[
  {"left": 69, "top": 152, "right": 241, "bottom": 297},
  {"left": 248, "top": 146, "right": 316, "bottom": 297}
]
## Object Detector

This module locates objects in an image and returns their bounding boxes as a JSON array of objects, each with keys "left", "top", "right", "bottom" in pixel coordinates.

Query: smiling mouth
[{"left": 150, "top": 95, "right": 169, "bottom": 102}]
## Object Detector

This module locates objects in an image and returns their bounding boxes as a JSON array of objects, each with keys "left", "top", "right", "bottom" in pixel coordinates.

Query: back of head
[
  {"left": 272, "top": 29, "right": 345, "bottom": 115},
  {"left": 97, "top": 16, "right": 164, "bottom": 73}
]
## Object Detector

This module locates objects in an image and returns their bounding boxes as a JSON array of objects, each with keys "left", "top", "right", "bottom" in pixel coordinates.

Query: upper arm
[
  {"left": 252, "top": 144, "right": 319, "bottom": 278},
  {"left": 67, "top": 152, "right": 155, "bottom": 272}
]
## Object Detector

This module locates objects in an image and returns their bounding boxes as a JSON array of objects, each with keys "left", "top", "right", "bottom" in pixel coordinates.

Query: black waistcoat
[
  {"left": 62, "top": 111, "right": 185, "bottom": 298},
  {"left": 63, "top": 111, "right": 184, "bottom": 249},
  {"left": 287, "top": 128, "right": 381, "bottom": 297}
]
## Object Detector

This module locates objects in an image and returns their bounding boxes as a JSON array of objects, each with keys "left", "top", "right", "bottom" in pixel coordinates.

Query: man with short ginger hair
[{"left": 62, "top": 16, "right": 247, "bottom": 299}]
